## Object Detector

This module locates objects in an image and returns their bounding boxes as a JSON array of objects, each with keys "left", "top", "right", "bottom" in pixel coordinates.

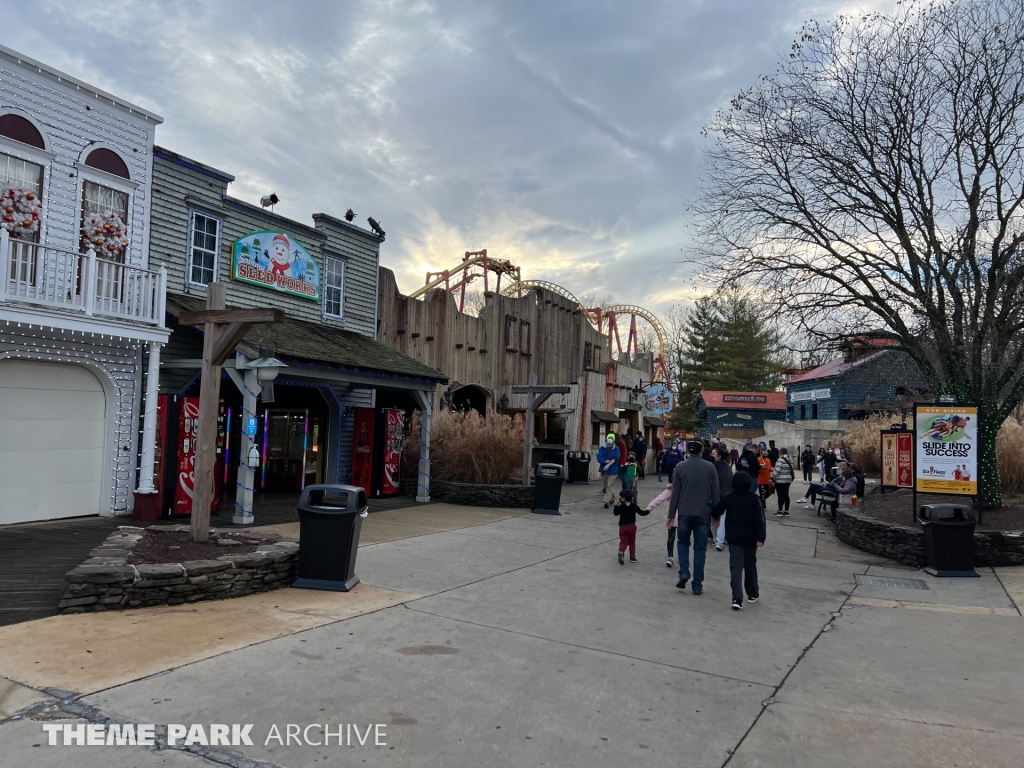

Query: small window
[
  {"left": 505, "top": 314, "right": 518, "bottom": 351},
  {"left": 0, "top": 114, "right": 45, "bottom": 149},
  {"left": 519, "top": 320, "right": 531, "bottom": 355},
  {"left": 324, "top": 255, "right": 345, "bottom": 318},
  {"left": 187, "top": 212, "right": 220, "bottom": 285},
  {"left": 584, "top": 341, "right": 593, "bottom": 370},
  {"left": 81, "top": 180, "right": 129, "bottom": 258},
  {"left": 0, "top": 151, "right": 43, "bottom": 195}
]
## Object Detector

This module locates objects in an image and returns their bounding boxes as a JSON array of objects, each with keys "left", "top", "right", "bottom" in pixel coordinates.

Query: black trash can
[
  {"left": 533, "top": 463, "right": 565, "bottom": 515},
  {"left": 293, "top": 484, "right": 368, "bottom": 592},
  {"left": 566, "top": 451, "right": 591, "bottom": 484},
  {"left": 919, "top": 504, "right": 979, "bottom": 577}
]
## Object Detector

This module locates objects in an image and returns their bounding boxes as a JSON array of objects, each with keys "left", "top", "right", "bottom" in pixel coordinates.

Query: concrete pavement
[{"left": 1, "top": 478, "right": 1022, "bottom": 767}]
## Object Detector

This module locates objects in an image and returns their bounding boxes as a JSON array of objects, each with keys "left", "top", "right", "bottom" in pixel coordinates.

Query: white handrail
[{"left": 2, "top": 238, "right": 166, "bottom": 326}]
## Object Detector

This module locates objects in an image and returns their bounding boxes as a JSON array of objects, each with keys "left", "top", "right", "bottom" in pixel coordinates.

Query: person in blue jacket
[{"left": 597, "top": 434, "right": 621, "bottom": 504}]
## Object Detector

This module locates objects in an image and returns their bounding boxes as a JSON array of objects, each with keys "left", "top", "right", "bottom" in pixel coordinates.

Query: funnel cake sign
[{"left": 231, "top": 230, "right": 320, "bottom": 301}]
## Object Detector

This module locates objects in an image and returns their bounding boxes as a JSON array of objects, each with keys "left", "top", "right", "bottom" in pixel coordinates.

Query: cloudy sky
[{"left": 5, "top": 0, "right": 890, "bottom": 316}]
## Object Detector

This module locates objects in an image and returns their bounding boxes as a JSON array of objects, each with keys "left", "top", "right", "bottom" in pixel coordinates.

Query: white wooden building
[{"left": 0, "top": 45, "right": 167, "bottom": 524}]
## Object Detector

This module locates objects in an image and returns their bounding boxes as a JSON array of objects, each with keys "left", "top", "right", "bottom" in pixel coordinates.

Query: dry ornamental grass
[
  {"left": 402, "top": 408, "right": 524, "bottom": 485},
  {"left": 839, "top": 412, "right": 1024, "bottom": 493}
]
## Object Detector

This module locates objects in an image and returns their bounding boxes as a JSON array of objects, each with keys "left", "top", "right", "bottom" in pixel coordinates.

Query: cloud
[{"left": 3, "top": 0, "right": 897, "bottom": 322}]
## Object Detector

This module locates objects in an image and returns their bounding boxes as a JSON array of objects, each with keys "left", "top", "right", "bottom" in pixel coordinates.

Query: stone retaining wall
[
  {"left": 399, "top": 479, "right": 535, "bottom": 508},
  {"left": 835, "top": 508, "right": 1024, "bottom": 567},
  {"left": 59, "top": 526, "right": 298, "bottom": 614}
]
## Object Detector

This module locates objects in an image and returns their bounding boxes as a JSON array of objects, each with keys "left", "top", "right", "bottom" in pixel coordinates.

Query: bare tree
[{"left": 692, "top": 0, "right": 1024, "bottom": 507}]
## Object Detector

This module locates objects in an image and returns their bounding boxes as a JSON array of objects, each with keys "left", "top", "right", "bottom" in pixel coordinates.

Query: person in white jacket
[{"left": 647, "top": 483, "right": 675, "bottom": 567}]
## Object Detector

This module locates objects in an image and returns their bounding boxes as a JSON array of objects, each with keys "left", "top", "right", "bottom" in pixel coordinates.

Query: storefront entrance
[{"left": 261, "top": 408, "right": 326, "bottom": 491}]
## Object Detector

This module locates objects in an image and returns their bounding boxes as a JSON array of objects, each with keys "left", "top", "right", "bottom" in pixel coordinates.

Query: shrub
[
  {"left": 838, "top": 412, "right": 901, "bottom": 473},
  {"left": 402, "top": 408, "right": 524, "bottom": 485},
  {"left": 996, "top": 418, "right": 1024, "bottom": 494},
  {"left": 840, "top": 412, "right": 1024, "bottom": 492}
]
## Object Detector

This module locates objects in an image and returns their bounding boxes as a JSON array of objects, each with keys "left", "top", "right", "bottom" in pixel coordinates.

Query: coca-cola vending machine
[
  {"left": 351, "top": 408, "right": 375, "bottom": 496},
  {"left": 171, "top": 396, "right": 225, "bottom": 516},
  {"left": 381, "top": 408, "right": 404, "bottom": 496}
]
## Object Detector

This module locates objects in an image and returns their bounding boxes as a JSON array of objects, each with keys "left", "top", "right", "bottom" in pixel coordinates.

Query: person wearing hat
[
  {"left": 667, "top": 439, "right": 721, "bottom": 595},
  {"left": 597, "top": 434, "right": 621, "bottom": 501}
]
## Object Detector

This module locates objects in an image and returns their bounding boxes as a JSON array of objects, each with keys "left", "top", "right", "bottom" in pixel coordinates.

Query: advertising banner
[
  {"left": 382, "top": 409, "right": 405, "bottom": 496},
  {"left": 231, "top": 230, "right": 320, "bottom": 301},
  {"left": 880, "top": 430, "right": 913, "bottom": 489},
  {"left": 643, "top": 385, "right": 674, "bottom": 415},
  {"left": 915, "top": 405, "right": 978, "bottom": 495},
  {"left": 351, "top": 408, "right": 375, "bottom": 496}
]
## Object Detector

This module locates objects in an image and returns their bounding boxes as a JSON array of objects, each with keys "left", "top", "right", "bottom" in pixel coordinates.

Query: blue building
[{"left": 785, "top": 337, "right": 928, "bottom": 422}]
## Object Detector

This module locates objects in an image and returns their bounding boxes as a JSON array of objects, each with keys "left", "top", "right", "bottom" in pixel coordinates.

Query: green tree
[{"left": 674, "top": 293, "right": 785, "bottom": 429}]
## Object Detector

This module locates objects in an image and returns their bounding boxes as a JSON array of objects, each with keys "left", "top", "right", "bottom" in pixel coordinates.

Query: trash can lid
[
  {"left": 535, "top": 463, "right": 565, "bottom": 478},
  {"left": 918, "top": 504, "right": 975, "bottom": 523},
  {"left": 298, "top": 484, "right": 367, "bottom": 513}
]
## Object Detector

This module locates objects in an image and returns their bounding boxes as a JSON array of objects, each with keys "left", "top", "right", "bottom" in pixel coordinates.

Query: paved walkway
[{"left": 1, "top": 479, "right": 1022, "bottom": 767}]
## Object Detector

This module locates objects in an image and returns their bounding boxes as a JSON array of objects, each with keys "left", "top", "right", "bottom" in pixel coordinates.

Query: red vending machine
[
  {"left": 381, "top": 408, "right": 404, "bottom": 496},
  {"left": 351, "top": 408, "right": 375, "bottom": 497},
  {"left": 172, "top": 396, "right": 225, "bottom": 516}
]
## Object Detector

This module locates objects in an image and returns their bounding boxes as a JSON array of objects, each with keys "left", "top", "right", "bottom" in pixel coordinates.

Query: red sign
[
  {"left": 173, "top": 396, "right": 223, "bottom": 515},
  {"left": 881, "top": 430, "right": 914, "bottom": 489},
  {"left": 382, "top": 409, "right": 404, "bottom": 496},
  {"left": 352, "top": 408, "right": 375, "bottom": 496}
]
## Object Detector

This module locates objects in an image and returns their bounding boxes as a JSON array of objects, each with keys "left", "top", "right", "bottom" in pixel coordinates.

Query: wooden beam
[
  {"left": 178, "top": 308, "right": 285, "bottom": 326},
  {"left": 211, "top": 321, "right": 254, "bottom": 365},
  {"left": 190, "top": 283, "right": 226, "bottom": 543}
]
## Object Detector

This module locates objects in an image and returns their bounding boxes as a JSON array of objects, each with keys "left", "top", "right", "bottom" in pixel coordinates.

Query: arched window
[
  {"left": 0, "top": 114, "right": 45, "bottom": 149},
  {"left": 84, "top": 148, "right": 130, "bottom": 179}
]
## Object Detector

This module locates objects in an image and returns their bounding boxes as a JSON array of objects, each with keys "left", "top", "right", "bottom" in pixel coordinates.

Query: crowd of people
[{"left": 598, "top": 433, "right": 862, "bottom": 612}]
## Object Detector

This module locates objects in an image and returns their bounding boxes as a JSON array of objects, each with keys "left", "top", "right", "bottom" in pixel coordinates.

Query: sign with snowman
[{"left": 231, "top": 230, "right": 320, "bottom": 301}]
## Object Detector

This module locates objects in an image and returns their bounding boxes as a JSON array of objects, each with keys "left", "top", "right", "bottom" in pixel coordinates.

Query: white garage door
[{"left": 0, "top": 360, "right": 106, "bottom": 525}]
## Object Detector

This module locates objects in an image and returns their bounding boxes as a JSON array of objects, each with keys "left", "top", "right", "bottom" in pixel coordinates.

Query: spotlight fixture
[
  {"left": 260, "top": 193, "right": 280, "bottom": 209},
  {"left": 344, "top": 208, "right": 356, "bottom": 222}
]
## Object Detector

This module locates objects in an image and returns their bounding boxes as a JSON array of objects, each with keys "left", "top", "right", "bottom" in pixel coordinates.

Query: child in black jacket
[
  {"left": 712, "top": 472, "right": 766, "bottom": 610},
  {"left": 614, "top": 489, "right": 650, "bottom": 565}
]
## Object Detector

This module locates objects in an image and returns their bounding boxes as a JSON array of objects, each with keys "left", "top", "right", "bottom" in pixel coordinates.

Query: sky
[{"left": 3, "top": 0, "right": 892, "bottom": 318}]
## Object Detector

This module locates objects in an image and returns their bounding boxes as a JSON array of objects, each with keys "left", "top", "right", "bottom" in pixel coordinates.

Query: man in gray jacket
[{"left": 668, "top": 440, "right": 721, "bottom": 594}]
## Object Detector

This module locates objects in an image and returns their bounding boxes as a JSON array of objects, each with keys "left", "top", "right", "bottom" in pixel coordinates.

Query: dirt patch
[
  {"left": 126, "top": 530, "right": 280, "bottom": 565},
  {"left": 860, "top": 489, "right": 1024, "bottom": 530}
]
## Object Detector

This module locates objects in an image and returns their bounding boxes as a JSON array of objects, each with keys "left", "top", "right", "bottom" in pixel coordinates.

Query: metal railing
[{"left": 0, "top": 229, "right": 166, "bottom": 326}]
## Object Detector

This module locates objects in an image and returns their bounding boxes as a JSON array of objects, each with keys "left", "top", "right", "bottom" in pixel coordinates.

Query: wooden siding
[
  {"left": 785, "top": 351, "right": 928, "bottom": 421},
  {"left": 377, "top": 267, "right": 658, "bottom": 472},
  {"left": 148, "top": 152, "right": 380, "bottom": 338},
  {"left": 0, "top": 58, "right": 157, "bottom": 265}
]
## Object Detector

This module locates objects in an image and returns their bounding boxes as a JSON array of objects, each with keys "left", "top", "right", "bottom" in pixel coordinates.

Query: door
[{"left": 0, "top": 360, "right": 105, "bottom": 525}]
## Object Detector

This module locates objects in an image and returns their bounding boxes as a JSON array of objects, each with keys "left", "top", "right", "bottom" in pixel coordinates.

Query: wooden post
[
  {"left": 512, "top": 373, "right": 570, "bottom": 487},
  {"left": 179, "top": 286, "right": 284, "bottom": 543},
  {"left": 190, "top": 283, "right": 226, "bottom": 543}
]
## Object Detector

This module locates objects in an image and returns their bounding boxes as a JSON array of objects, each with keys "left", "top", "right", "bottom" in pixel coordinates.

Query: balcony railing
[{"left": 0, "top": 229, "right": 166, "bottom": 327}]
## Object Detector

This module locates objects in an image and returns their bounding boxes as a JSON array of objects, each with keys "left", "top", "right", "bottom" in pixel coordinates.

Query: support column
[
  {"left": 132, "top": 341, "right": 162, "bottom": 520},
  {"left": 227, "top": 353, "right": 260, "bottom": 526},
  {"left": 413, "top": 389, "right": 432, "bottom": 502}
]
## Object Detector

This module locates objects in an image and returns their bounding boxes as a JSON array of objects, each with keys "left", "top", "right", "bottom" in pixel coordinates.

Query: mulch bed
[
  {"left": 860, "top": 488, "right": 1024, "bottom": 531},
  {"left": 126, "top": 530, "right": 280, "bottom": 566}
]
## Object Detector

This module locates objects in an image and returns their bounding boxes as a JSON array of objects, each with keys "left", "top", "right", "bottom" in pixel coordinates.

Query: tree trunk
[{"left": 977, "top": 407, "right": 1002, "bottom": 510}]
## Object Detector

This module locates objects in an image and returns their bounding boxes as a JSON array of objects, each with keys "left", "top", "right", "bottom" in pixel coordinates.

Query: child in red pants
[{"left": 614, "top": 489, "right": 649, "bottom": 564}]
